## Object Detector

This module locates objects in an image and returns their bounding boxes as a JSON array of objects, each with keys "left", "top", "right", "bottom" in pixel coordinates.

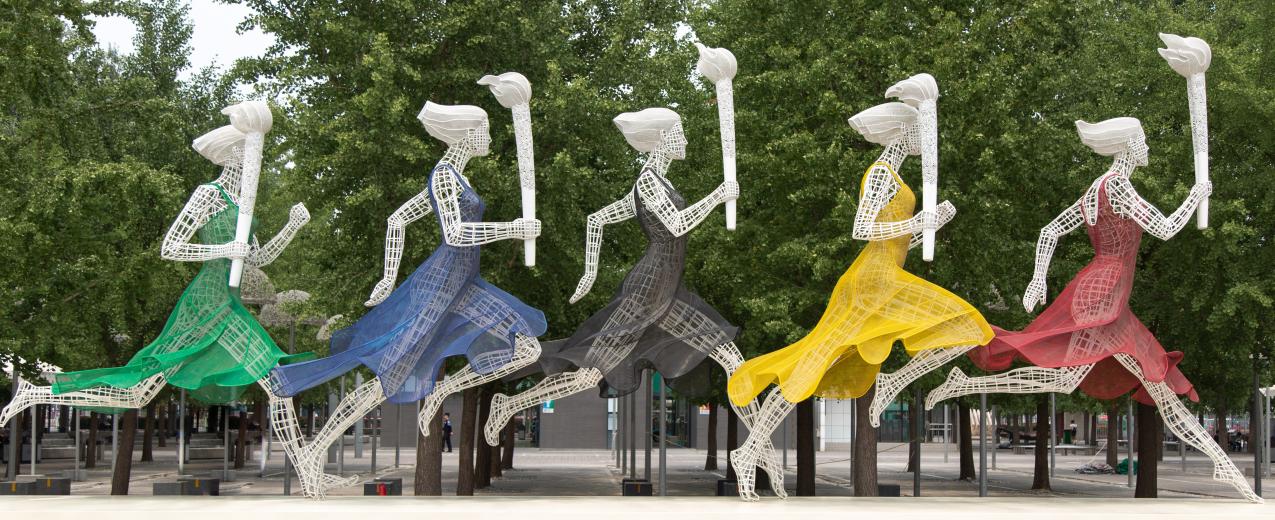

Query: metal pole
[
  {"left": 73, "top": 407, "right": 81, "bottom": 481},
  {"left": 658, "top": 374, "right": 667, "bottom": 496},
  {"left": 643, "top": 370, "right": 652, "bottom": 482},
  {"left": 338, "top": 377, "right": 345, "bottom": 476},
  {"left": 223, "top": 405, "right": 230, "bottom": 481},
  {"left": 6, "top": 371, "right": 18, "bottom": 480},
  {"left": 849, "top": 396, "right": 855, "bottom": 486},
  {"left": 628, "top": 388, "right": 635, "bottom": 480},
  {"left": 260, "top": 402, "right": 269, "bottom": 477},
  {"left": 616, "top": 397, "right": 624, "bottom": 472},
  {"left": 30, "top": 404, "right": 37, "bottom": 476},
  {"left": 1266, "top": 393, "right": 1271, "bottom": 479},
  {"left": 913, "top": 390, "right": 922, "bottom": 497},
  {"left": 1254, "top": 366, "right": 1262, "bottom": 496},
  {"left": 943, "top": 404, "right": 949, "bottom": 463},
  {"left": 178, "top": 390, "right": 186, "bottom": 474},
  {"left": 978, "top": 393, "right": 988, "bottom": 497},
  {"left": 394, "top": 403, "right": 402, "bottom": 468},
  {"left": 991, "top": 406, "right": 997, "bottom": 470},
  {"left": 371, "top": 405, "right": 379, "bottom": 477},
  {"left": 354, "top": 374, "right": 364, "bottom": 459},
  {"left": 1127, "top": 399, "right": 1135, "bottom": 488},
  {"left": 1049, "top": 394, "right": 1057, "bottom": 478}
]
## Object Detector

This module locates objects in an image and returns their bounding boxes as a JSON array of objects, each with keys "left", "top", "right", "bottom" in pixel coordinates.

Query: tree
[
  {"left": 1031, "top": 397, "right": 1051, "bottom": 491},
  {"left": 704, "top": 402, "right": 719, "bottom": 471},
  {"left": 958, "top": 399, "right": 975, "bottom": 481},
  {"left": 110, "top": 409, "right": 139, "bottom": 495},
  {"left": 457, "top": 386, "right": 478, "bottom": 496},
  {"left": 796, "top": 397, "right": 815, "bottom": 496},
  {"left": 853, "top": 385, "right": 878, "bottom": 495},
  {"left": 1135, "top": 402, "right": 1162, "bottom": 497}
]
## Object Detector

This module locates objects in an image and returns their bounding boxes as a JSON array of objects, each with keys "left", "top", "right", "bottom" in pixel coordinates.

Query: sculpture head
[
  {"left": 613, "top": 107, "right": 686, "bottom": 160},
  {"left": 1075, "top": 117, "right": 1147, "bottom": 167},
  {"left": 192, "top": 125, "right": 247, "bottom": 166},
  {"left": 418, "top": 102, "right": 491, "bottom": 156},
  {"left": 848, "top": 101, "right": 921, "bottom": 155}
]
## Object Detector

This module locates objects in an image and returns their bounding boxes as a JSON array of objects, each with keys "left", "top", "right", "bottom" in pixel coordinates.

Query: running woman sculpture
[
  {"left": 926, "top": 35, "right": 1258, "bottom": 503},
  {"left": 725, "top": 74, "right": 994, "bottom": 500},
  {"left": 0, "top": 102, "right": 312, "bottom": 431},
  {"left": 264, "top": 75, "right": 546, "bottom": 498}
]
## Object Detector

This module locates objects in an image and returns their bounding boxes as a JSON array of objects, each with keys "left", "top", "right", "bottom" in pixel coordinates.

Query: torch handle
[
  {"left": 512, "top": 103, "right": 536, "bottom": 266},
  {"left": 920, "top": 101, "right": 938, "bottom": 262},
  {"left": 1187, "top": 73, "right": 1208, "bottom": 229},
  {"left": 228, "top": 131, "right": 264, "bottom": 288},
  {"left": 716, "top": 81, "right": 737, "bottom": 230}
]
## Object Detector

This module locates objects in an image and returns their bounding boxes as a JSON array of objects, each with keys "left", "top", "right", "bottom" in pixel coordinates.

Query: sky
[{"left": 90, "top": 1, "right": 274, "bottom": 79}]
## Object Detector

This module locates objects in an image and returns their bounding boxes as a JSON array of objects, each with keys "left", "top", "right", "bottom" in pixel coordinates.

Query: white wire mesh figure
[
  {"left": 0, "top": 102, "right": 312, "bottom": 436},
  {"left": 726, "top": 75, "right": 995, "bottom": 501},
  {"left": 480, "top": 107, "right": 790, "bottom": 498},
  {"left": 924, "top": 37, "right": 1256, "bottom": 503},
  {"left": 265, "top": 78, "right": 546, "bottom": 498}
]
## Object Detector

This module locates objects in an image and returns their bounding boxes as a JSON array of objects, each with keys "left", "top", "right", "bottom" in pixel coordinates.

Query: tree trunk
[
  {"left": 58, "top": 405, "right": 69, "bottom": 433},
  {"left": 141, "top": 402, "right": 155, "bottom": 462},
  {"left": 86, "top": 411, "right": 99, "bottom": 469},
  {"left": 35, "top": 405, "right": 45, "bottom": 444},
  {"left": 1135, "top": 402, "right": 1160, "bottom": 497},
  {"left": 414, "top": 397, "right": 444, "bottom": 496},
  {"left": 725, "top": 404, "right": 739, "bottom": 480},
  {"left": 475, "top": 386, "right": 493, "bottom": 488},
  {"left": 501, "top": 420, "right": 515, "bottom": 470},
  {"left": 704, "top": 402, "right": 719, "bottom": 471},
  {"left": 1214, "top": 407, "right": 1228, "bottom": 451},
  {"left": 110, "top": 409, "right": 139, "bottom": 495},
  {"left": 1106, "top": 402, "right": 1120, "bottom": 467},
  {"left": 206, "top": 406, "right": 217, "bottom": 434},
  {"left": 906, "top": 394, "right": 919, "bottom": 473},
  {"left": 456, "top": 386, "right": 478, "bottom": 495},
  {"left": 796, "top": 397, "right": 816, "bottom": 496},
  {"left": 1031, "top": 397, "right": 1051, "bottom": 490},
  {"left": 157, "top": 402, "right": 168, "bottom": 448},
  {"left": 853, "top": 387, "right": 879, "bottom": 495},
  {"left": 957, "top": 399, "right": 975, "bottom": 481},
  {"left": 234, "top": 408, "right": 247, "bottom": 469}
]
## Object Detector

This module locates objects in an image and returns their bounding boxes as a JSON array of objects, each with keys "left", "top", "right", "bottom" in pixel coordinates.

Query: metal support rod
[
  {"left": 1050, "top": 394, "right": 1057, "bottom": 478},
  {"left": 1254, "top": 365, "right": 1262, "bottom": 496},
  {"left": 616, "top": 397, "right": 624, "bottom": 472},
  {"left": 1266, "top": 393, "right": 1272, "bottom": 479},
  {"left": 658, "top": 374, "right": 667, "bottom": 496},
  {"left": 370, "top": 405, "right": 379, "bottom": 477},
  {"left": 73, "top": 407, "right": 81, "bottom": 481},
  {"left": 354, "top": 373, "right": 364, "bottom": 459},
  {"left": 223, "top": 405, "right": 230, "bottom": 481},
  {"left": 849, "top": 396, "right": 855, "bottom": 487},
  {"left": 913, "top": 390, "right": 922, "bottom": 497},
  {"left": 30, "top": 404, "right": 37, "bottom": 476},
  {"left": 628, "top": 388, "right": 635, "bottom": 480},
  {"left": 782, "top": 411, "right": 788, "bottom": 469},
  {"left": 260, "top": 402, "right": 269, "bottom": 477},
  {"left": 394, "top": 403, "right": 402, "bottom": 468},
  {"left": 943, "top": 403, "right": 949, "bottom": 463},
  {"left": 1127, "top": 399, "right": 1135, "bottom": 488},
  {"left": 1180, "top": 427, "right": 1187, "bottom": 474},
  {"left": 978, "top": 393, "right": 988, "bottom": 497},
  {"left": 991, "top": 406, "right": 997, "bottom": 470},
  {"left": 178, "top": 390, "right": 186, "bottom": 473},
  {"left": 6, "top": 372, "right": 18, "bottom": 480},
  {"left": 643, "top": 370, "right": 652, "bottom": 482},
  {"left": 338, "top": 377, "right": 345, "bottom": 476}
]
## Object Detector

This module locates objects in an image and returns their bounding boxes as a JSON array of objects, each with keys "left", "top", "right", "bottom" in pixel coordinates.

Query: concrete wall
[{"left": 539, "top": 385, "right": 612, "bottom": 449}]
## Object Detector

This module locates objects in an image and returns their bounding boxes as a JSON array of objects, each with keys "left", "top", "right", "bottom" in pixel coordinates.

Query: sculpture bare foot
[
  {"left": 0, "top": 380, "right": 35, "bottom": 427},
  {"left": 483, "top": 392, "right": 513, "bottom": 447},
  {"left": 925, "top": 367, "right": 968, "bottom": 410}
]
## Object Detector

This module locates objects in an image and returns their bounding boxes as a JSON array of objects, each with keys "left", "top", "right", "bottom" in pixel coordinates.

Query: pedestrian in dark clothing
[{"left": 442, "top": 413, "right": 453, "bottom": 452}]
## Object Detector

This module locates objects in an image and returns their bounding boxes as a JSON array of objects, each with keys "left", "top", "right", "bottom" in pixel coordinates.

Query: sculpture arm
[
  {"left": 248, "top": 203, "right": 310, "bottom": 268},
  {"left": 365, "top": 190, "right": 433, "bottom": 306},
  {"left": 161, "top": 185, "right": 243, "bottom": 261},
  {"left": 635, "top": 170, "right": 734, "bottom": 238},
  {"left": 569, "top": 192, "right": 636, "bottom": 304},
  {"left": 852, "top": 165, "right": 924, "bottom": 241},
  {"left": 434, "top": 167, "right": 538, "bottom": 247},
  {"left": 1021, "top": 201, "right": 1084, "bottom": 311},
  {"left": 1107, "top": 175, "right": 1210, "bottom": 241}
]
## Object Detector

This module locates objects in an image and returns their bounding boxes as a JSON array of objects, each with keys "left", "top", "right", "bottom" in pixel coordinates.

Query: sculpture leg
[
  {"left": 261, "top": 377, "right": 381, "bottom": 498},
  {"left": 925, "top": 364, "right": 1093, "bottom": 411},
  {"left": 416, "top": 335, "right": 541, "bottom": 442},
  {"left": 1, "top": 374, "right": 168, "bottom": 427},
  {"left": 1112, "top": 354, "right": 1261, "bottom": 503},
  {"left": 727, "top": 390, "right": 795, "bottom": 501},
  {"left": 483, "top": 367, "right": 606, "bottom": 447},
  {"left": 869, "top": 345, "right": 975, "bottom": 427},
  {"left": 707, "top": 342, "right": 787, "bottom": 499}
]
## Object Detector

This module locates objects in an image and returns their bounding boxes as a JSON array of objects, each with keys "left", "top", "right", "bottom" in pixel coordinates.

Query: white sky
[{"left": 90, "top": 1, "right": 274, "bottom": 80}]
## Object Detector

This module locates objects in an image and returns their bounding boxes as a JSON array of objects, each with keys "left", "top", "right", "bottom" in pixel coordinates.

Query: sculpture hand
[
  {"left": 719, "top": 180, "right": 740, "bottom": 202},
  {"left": 935, "top": 200, "right": 957, "bottom": 229},
  {"left": 365, "top": 277, "right": 396, "bottom": 307},
  {"left": 289, "top": 202, "right": 311, "bottom": 226},
  {"left": 569, "top": 273, "right": 596, "bottom": 304},
  {"left": 224, "top": 241, "right": 251, "bottom": 261},
  {"left": 513, "top": 217, "right": 541, "bottom": 240},
  {"left": 1157, "top": 33, "right": 1211, "bottom": 78},
  {"left": 1193, "top": 180, "right": 1212, "bottom": 199},
  {"left": 1023, "top": 278, "right": 1047, "bottom": 313}
]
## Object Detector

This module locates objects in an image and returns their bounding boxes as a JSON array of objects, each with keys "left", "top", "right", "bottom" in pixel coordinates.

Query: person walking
[{"left": 442, "top": 413, "right": 453, "bottom": 453}]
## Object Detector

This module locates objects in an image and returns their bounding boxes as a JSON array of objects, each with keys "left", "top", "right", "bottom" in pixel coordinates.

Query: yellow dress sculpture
[{"left": 729, "top": 162, "right": 993, "bottom": 405}]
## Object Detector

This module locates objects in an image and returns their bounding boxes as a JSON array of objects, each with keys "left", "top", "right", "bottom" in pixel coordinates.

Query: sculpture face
[
  {"left": 662, "top": 122, "right": 688, "bottom": 160},
  {"left": 1128, "top": 135, "right": 1149, "bottom": 167},
  {"left": 466, "top": 120, "right": 492, "bottom": 156}
]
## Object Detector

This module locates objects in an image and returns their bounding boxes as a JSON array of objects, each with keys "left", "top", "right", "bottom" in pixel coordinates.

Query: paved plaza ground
[{"left": 9, "top": 438, "right": 1271, "bottom": 498}]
